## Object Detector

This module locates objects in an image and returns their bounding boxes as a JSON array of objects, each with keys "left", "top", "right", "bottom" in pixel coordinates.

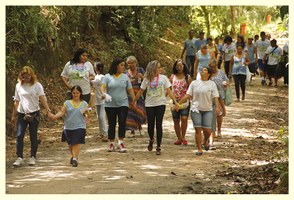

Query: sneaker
[
  {"left": 118, "top": 143, "right": 127, "bottom": 153},
  {"left": 156, "top": 147, "right": 161, "bottom": 155},
  {"left": 13, "top": 157, "right": 24, "bottom": 167},
  {"left": 70, "top": 157, "right": 73, "bottom": 164},
  {"left": 107, "top": 143, "right": 115, "bottom": 152},
  {"left": 29, "top": 157, "right": 36, "bottom": 166},
  {"left": 72, "top": 159, "right": 78, "bottom": 167}
]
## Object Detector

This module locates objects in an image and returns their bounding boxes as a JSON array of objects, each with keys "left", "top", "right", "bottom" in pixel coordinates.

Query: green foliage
[
  {"left": 277, "top": 126, "right": 288, "bottom": 158},
  {"left": 190, "top": 6, "right": 285, "bottom": 39}
]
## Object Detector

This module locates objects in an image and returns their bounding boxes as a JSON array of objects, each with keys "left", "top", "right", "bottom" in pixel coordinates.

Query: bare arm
[
  {"left": 39, "top": 95, "right": 51, "bottom": 112},
  {"left": 178, "top": 94, "right": 191, "bottom": 105},
  {"left": 61, "top": 76, "right": 72, "bottom": 90},
  {"left": 128, "top": 88, "right": 136, "bottom": 101},
  {"left": 133, "top": 88, "right": 145, "bottom": 103},
  {"left": 11, "top": 100, "right": 19, "bottom": 124},
  {"left": 49, "top": 105, "right": 66, "bottom": 120},
  {"left": 180, "top": 46, "right": 187, "bottom": 59},
  {"left": 193, "top": 57, "right": 199, "bottom": 79}
]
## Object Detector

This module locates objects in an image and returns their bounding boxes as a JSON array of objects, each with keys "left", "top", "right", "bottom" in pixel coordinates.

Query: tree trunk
[
  {"left": 201, "top": 6, "right": 211, "bottom": 36},
  {"left": 230, "top": 6, "right": 236, "bottom": 38}
]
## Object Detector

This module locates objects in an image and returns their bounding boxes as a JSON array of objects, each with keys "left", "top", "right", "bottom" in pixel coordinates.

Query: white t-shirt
[
  {"left": 256, "top": 39, "right": 270, "bottom": 59},
  {"left": 61, "top": 61, "right": 95, "bottom": 95},
  {"left": 265, "top": 46, "right": 283, "bottom": 65},
  {"left": 140, "top": 74, "right": 171, "bottom": 107},
  {"left": 186, "top": 80, "right": 219, "bottom": 111},
  {"left": 14, "top": 82, "right": 45, "bottom": 113},
  {"left": 222, "top": 43, "right": 236, "bottom": 61},
  {"left": 92, "top": 74, "right": 105, "bottom": 105}
]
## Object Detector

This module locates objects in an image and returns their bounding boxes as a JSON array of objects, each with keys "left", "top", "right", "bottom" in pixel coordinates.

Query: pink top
[{"left": 171, "top": 74, "right": 189, "bottom": 101}]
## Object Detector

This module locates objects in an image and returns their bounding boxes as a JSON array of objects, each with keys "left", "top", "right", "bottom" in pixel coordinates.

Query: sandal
[
  {"left": 195, "top": 151, "right": 203, "bottom": 156},
  {"left": 148, "top": 140, "right": 154, "bottom": 151},
  {"left": 174, "top": 140, "right": 182, "bottom": 145},
  {"left": 182, "top": 140, "right": 188, "bottom": 145}
]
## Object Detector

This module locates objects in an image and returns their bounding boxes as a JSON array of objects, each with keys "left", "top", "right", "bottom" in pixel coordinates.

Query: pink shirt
[{"left": 171, "top": 74, "right": 190, "bottom": 101}]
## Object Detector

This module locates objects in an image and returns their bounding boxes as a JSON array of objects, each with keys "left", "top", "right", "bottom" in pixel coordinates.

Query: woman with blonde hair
[
  {"left": 11, "top": 66, "right": 51, "bottom": 166},
  {"left": 125, "top": 56, "right": 146, "bottom": 137},
  {"left": 133, "top": 60, "right": 179, "bottom": 155}
]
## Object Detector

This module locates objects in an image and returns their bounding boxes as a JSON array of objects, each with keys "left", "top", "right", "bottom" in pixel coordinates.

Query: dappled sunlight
[{"left": 140, "top": 164, "right": 162, "bottom": 170}]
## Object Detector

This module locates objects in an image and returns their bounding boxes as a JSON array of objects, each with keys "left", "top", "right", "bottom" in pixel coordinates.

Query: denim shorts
[
  {"left": 171, "top": 106, "right": 190, "bottom": 119},
  {"left": 190, "top": 110, "right": 213, "bottom": 129}
]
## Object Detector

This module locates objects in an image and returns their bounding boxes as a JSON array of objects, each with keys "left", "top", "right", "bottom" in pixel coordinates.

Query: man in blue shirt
[{"left": 195, "top": 31, "right": 207, "bottom": 52}]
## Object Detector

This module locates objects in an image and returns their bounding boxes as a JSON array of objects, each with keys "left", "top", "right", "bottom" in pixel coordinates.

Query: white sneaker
[
  {"left": 118, "top": 143, "right": 127, "bottom": 153},
  {"left": 29, "top": 157, "right": 36, "bottom": 166},
  {"left": 13, "top": 157, "right": 24, "bottom": 166},
  {"left": 107, "top": 143, "right": 115, "bottom": 152}
]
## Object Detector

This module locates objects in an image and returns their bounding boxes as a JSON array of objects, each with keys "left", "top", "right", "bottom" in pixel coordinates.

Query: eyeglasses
[{"left": 21, "top": 75, "right": 31, "bottom": 80}]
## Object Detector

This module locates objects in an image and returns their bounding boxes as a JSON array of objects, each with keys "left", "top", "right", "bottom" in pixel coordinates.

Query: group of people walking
[{"left": 10, "top": 29, "right": 288, "bottom": 167}]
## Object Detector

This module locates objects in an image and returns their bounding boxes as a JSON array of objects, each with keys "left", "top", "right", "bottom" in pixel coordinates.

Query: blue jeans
[
  {"left": 96, "top": 104, "right": 108, "bottom": 136},
  {"left": 186, "top": 55, "right": 195, "bottom": 76},
  {"left": 16, "top": 111, "right": 40, "bottom": 158}
]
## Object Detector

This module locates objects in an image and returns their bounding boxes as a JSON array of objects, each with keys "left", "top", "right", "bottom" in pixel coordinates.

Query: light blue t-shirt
[
  {"left": 64, "top": 100, "right": 88, "bottom": 130},
  {"left": 184, "top": 38, "right": 197, "bottom": 56},
  {"left": 195, "top": 38, "right": 207, "bottom": 52},
  {"left": 196, "top": 50, "right": 211, "bottom": 72},
  {"left": 102, "top": 73, "right": 132, "bottom": 107},
  {"left": 232, "top": 54, "right": 247, "bottom": 75},
  {"left": 247, "top": 44, "right": 256, "bottom": 63}
]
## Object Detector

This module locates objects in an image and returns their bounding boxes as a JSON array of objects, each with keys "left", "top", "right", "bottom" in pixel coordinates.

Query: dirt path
[{"left": 5, "top": 77, "right": 288, "bottom": 194}]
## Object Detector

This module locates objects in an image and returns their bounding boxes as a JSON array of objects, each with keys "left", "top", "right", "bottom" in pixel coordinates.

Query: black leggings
[
  {"left": 146, "top": 105, "right": 166, "bottom": 147},
  {"left": 105, "top": 106, "right": 129, "bottom": 140},
  {"left": 233, "top": 74, "right": 246, "bottom": 99},
  {"left": 224, "top": 61, "right": 231, "bottom": 77}
]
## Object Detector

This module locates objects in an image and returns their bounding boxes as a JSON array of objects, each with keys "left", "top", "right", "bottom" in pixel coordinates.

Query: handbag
[
  {"left": 246, "top": 66, "right": 251, "bottom": 82},
  {"left": 224, "top": 86, "right": 233, "bottom": 106}
]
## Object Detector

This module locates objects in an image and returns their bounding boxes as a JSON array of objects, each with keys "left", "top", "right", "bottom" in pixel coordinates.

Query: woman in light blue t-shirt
[{"left": 101, "top": 58, "right": 135, "bottom": 153}]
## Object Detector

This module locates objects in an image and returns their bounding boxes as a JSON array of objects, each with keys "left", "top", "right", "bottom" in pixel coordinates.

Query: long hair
[
  {"left": 172, "top": 59, "right": 189, "bottom": 83},
  {"left": 69, "top": 85, "right": 83, "bottom": 101},
  {"left": 70, "top": 48, "right": 88, "bottom": 65},
  {"left": 108, "top": 58, "right": 125, "bottom": 75},
  {"left": 18, "top": 66, "right": 38, "bottom": 85},
  {"left": 145, "top": 60, "right": 159, "bottom": 80}
]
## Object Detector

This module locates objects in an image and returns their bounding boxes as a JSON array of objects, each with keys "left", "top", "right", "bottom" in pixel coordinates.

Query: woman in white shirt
[
  {"left": 178, "top": 66, "right": 220, "bottom": 156},
  {"left": 11, "top": 66, "right": 51, "bottom": 166},
  {"left": 61, "top": 48, "right": 95, "bottom": 103},
  {"left": 133, "top": 60, "right": 178, "bottom": 155}
]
